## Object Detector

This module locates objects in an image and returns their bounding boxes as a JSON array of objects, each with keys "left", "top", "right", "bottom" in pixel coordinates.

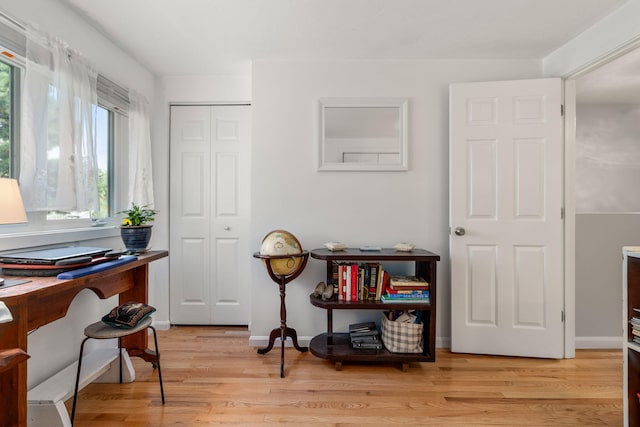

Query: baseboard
[
  {"left": 250, "top": 336, "right": 452, "bottom": 349},
  {"left": 249, "top": 335, "right": 621, "bottom": 351},
  {"left": 151, "top": 319, "right": 171, "bottom": 331},
  {"left": 435, "top": 337, "right": 621, "bottom": 350},
  {"left": 574, "top": 335, "right": 622, "bottom": 349},
  {"left": 436, "top": 337, "right": 450, "bottom": 349}
]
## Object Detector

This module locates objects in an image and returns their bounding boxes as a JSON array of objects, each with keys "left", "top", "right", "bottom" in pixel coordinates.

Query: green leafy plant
[{"left": 118, "top": 203, "right": 157, "bottom": 226}]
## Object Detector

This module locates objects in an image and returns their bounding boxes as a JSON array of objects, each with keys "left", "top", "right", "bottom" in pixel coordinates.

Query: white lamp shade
[
  {"left": 0, "top": 178, "right": 27, "bottom": 224},
  {"left": 0, "top": 301, "right": 12, "bottom": 323}
]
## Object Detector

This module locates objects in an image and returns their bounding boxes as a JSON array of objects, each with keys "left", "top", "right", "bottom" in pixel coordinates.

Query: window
[
  {"left": 0, "top": 57, "right": 119, "bottom": 223},
  {"left": 46, "top": 105, "right": 113, "bottom": 220},
  {"left": 0, "top": 58, "right": 16, "bottom": 178}
]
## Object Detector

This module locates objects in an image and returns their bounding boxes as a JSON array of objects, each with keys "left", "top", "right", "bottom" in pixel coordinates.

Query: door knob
[
  {"left": 224, "top": 226, "right": 230, "bottom": 231},
  {"left": 454, "top": 227, "right": 466, "bottom": 236}
]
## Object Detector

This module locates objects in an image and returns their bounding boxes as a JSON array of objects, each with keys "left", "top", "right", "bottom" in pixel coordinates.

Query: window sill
[{"left": 0, "top": 225, "right": 120, "bottom": 252}]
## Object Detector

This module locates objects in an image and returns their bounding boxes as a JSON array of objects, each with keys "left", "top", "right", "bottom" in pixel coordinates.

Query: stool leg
[
  {"left": 71, "top": 336, "right": 90, "bottom": 426},
  {"left": 149, "top": 326, "right": 165, "bottom": 404},
  {"left": 118, "top": 337, "right": 123, "bottom": 384}
]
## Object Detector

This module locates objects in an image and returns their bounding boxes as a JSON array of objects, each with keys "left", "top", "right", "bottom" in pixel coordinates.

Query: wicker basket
[{"left": 380, "top": 314, "right": 424, "bottom": 353}]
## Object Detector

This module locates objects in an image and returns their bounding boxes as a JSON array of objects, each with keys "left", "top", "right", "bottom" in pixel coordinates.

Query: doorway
[{"left": 571, "top": 46, "right": 640, "bottom": 348}]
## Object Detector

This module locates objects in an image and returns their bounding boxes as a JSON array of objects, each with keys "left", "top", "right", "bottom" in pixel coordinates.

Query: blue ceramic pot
[{"left": 120, "top": 225, "right": 152, "bottom": 251}]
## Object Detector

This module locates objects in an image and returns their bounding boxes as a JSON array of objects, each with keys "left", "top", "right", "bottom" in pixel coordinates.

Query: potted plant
[{"left": 117, "top": 203, "right": 157, "bottom": 251}]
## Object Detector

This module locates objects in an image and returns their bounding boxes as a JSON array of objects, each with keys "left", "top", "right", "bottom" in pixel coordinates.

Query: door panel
[{"left": 450, "top": 78, "right": 564, "bottom": 358}]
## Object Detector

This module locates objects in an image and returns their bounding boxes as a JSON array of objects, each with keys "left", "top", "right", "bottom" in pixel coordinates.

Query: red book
[
  {"left": 351, "top": 263, "right": 358, "bottom": 301},
  {"left": 379, "top": 271, "right": 390, "bottom": 296}
]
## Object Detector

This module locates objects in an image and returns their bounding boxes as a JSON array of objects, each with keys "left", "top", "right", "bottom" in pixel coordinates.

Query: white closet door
[{"left": 169, "top": 105, "right": 251, "bottom": 325}]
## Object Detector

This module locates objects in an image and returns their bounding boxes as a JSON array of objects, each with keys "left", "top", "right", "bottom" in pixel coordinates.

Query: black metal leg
[
  {"left": 118, "top": 337, "right": 123, "bottom": 384},
  {"left": 71, "top": 337, "right": 90, "bottom": 426},
  {"left": 149, "top": 326, "right": 165, "bottom": 404}
]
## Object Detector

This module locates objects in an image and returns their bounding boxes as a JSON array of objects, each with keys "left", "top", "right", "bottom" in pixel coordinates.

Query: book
[
  {"left": 351, "top": 341, "right": 382, "bottom": 349},
  {"left": 369, "top": 263, "right": 379, "bottom": 300},
  {"left": 386, "top": 288, "right": 430, "bottom": 295},
  {"left": 348, "top": 321, "right": 380, "bottom": 348},
  {"left": 382, "top": 293, "right": 430, "bottom": 299},
  {"left": 337, "top": 263, "right": 345, "bottom": 301},
  {"left": 389, "top": 283, "right": 429, "bottom": 291},
  {"left": 351, "top": 263, "right": 358, "bottom": 301},
  {"left": 344, "top": 264, "right": 350, "bottom": 301},
  {"left": 349, "top": 321, "right": 377, "bottom": 333},
  {"left": 389, "top": 275, "right": 429, "bottom": 287},
  {"left": 381, "top": 294, "right": 430, "bottom": 303},
  {"left": 376, "top": 270, "right": 388, "bottom": 300},
  {"left": 351, "top": 333, "right": 380, "bottom": 342},
  {"left": 331, "top": 262, "right": 339, "bottom": 294},
  {"left": 359, "top": 265, "right": 367, "bottom": 301}
]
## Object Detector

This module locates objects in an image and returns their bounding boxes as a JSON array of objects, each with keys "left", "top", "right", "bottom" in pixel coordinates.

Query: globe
[{"left": 260, "top": 229, "right": 304, "bottom": 276}]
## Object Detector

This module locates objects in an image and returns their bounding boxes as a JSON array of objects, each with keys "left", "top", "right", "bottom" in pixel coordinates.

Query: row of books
[
  {"left": 330, "top": 261, "right": 430, "bottom": 303},
  {"left": 631, "top": 315, "right": 640, "bottom": 345},
  {"left": 349, "top": 321, "right": 382, "bottom": 349}
]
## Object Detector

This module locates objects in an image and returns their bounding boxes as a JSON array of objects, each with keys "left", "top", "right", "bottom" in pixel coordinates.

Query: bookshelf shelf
[
  {"left": 308, "top": 248, "right": 440, "bottom": 371},
  {"left": 623, "top": 247, "right": 640, "bottom": 427}
]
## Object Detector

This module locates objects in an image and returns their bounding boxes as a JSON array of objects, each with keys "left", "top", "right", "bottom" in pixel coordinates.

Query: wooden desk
[{"left": 0, "top": 250, "right": 168, "bottom": 427}]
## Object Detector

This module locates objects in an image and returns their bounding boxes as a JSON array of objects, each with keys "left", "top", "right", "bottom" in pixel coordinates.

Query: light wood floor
[{"left": 66, "top": 326, "right": 623, "bottom": 426}]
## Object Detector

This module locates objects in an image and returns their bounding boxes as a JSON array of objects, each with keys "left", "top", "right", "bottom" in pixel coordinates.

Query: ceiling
[{"left": 59, "top": 0, "right": 627, "bottom": 77}]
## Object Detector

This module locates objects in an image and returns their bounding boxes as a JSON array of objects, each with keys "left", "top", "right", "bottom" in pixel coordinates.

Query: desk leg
[{"left": 0, "top": 301, "right": 29, "bottom": 426}]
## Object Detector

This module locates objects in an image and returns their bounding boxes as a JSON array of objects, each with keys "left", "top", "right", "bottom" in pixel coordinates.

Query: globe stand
[{"left": 253, "top": 251, "right": 309, "bottom": 378}]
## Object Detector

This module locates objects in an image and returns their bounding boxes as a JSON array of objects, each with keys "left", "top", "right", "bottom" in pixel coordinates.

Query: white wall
[
  {"left": 576, "top": 104, "right": 640, "bottom": 213},
  {"left": 575, "top": 214, "right": 640, "bottom": 347},
  {"left": 1, "top": 0, "right": 157, "bottom": 388},
  {"left": 250, "top": 59, "right": 541, "bottom": 346}
]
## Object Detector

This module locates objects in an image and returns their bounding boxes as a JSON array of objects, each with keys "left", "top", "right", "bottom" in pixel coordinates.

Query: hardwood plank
[{"left": 66, "top": 326, "right": 622, "bottom": 426}]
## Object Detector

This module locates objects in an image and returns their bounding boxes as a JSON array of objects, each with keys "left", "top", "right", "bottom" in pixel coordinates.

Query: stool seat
[{"left": 84, "top": 317, "right": 153, "bottom": 339}]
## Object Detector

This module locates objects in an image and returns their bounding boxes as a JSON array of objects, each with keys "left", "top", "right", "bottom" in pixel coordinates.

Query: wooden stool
[{"left": 70, "top": 317, "right": 165, "bottom": 425}]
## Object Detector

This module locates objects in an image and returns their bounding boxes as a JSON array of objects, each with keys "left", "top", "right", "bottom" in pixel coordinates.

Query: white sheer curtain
[
  {"left": 127, "top": 90, "right": 155, "bottom": 208},
  {"left": 20, "top": 25, "right": 99, "bottom": 212}
]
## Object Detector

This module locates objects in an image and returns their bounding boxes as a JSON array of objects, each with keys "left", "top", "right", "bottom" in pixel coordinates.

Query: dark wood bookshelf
[
  {"left": 625, "top": 250, "right": 640, "bottom": 426},
  {"left": 308, "top": 248, "right": 440, "bottom": 371}
]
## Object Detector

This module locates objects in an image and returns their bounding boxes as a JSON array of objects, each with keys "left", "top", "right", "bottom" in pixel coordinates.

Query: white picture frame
[{"left": 318, "top": 97, "right": 408, "bottom": 171}]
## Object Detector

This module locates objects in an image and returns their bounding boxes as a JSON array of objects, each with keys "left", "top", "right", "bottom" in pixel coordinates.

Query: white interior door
[
  {"left": 169, "top": 105, "right": 251, "bottom": 325},
  {"left": 450, "top": 78, "right": 565, "bottom": 358}
]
